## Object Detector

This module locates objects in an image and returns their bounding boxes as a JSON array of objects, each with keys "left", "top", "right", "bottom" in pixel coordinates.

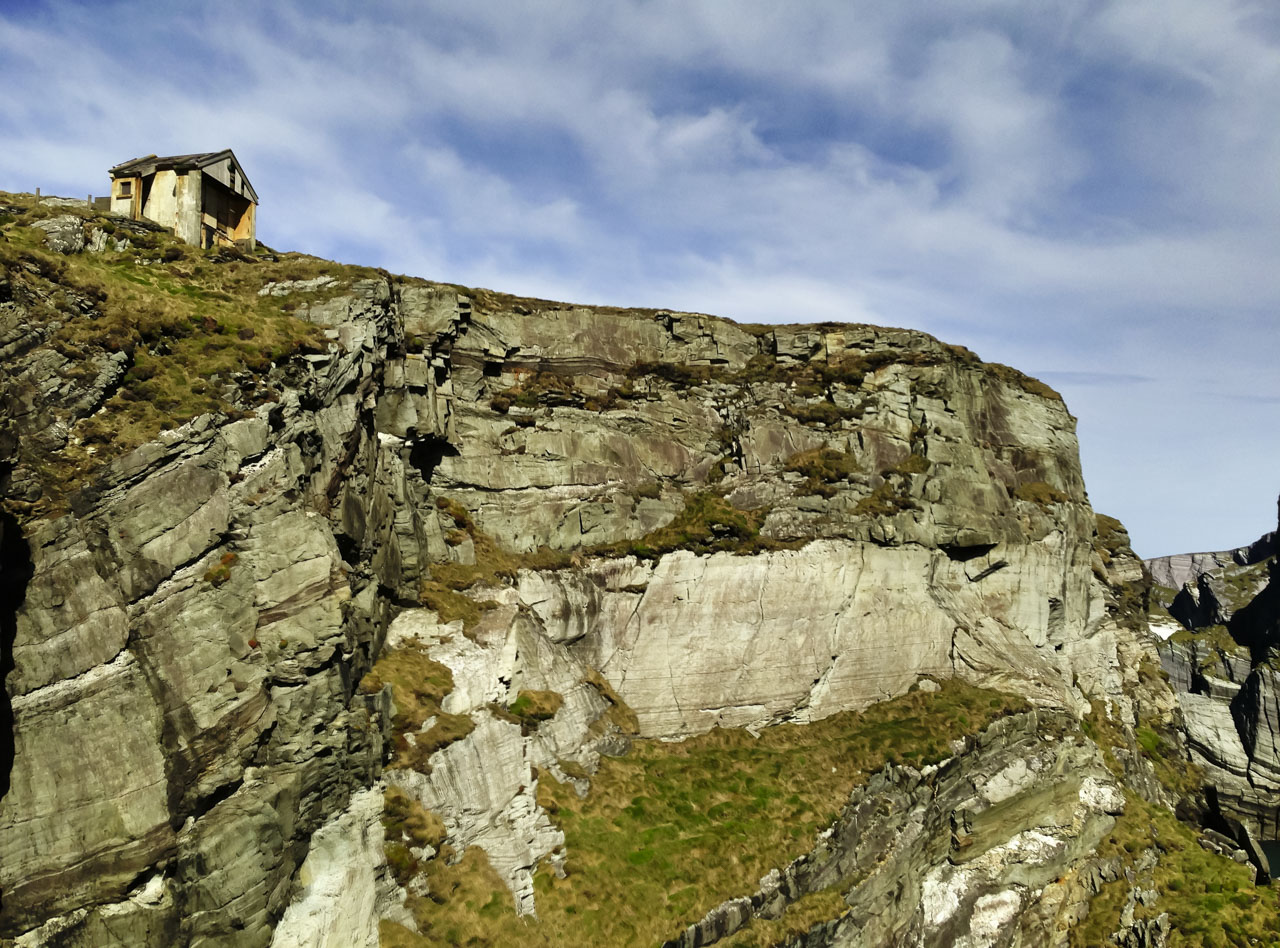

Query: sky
[{"left": 1, "top": 0, "right": 1277, "bottom": 558}]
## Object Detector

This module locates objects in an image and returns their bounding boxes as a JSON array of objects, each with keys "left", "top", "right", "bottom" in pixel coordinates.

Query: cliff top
[{"left": 0, "top": 189, "right": 1060, "bottom": 524}]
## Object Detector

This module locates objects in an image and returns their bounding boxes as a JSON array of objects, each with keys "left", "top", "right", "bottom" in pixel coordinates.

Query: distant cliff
[
  {"left": 1149, "top": 505, "right": 1280, "bottom": 887},
  {"left": 2, "top": 192, "right": 1274, "bottom": 947}
]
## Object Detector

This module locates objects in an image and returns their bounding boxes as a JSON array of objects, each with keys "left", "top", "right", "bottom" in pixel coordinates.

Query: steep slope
[
  {"left": 1, "top": 193, "right": 1271, "bottom": 947},
  {"left": 1148, "top": 507, "right": 1280, "bottom": 882}
]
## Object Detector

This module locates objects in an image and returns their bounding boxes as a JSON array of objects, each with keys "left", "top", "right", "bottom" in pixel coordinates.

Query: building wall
[
  {"left": 140, "top": 169, "right": 179, "bottom": 229},
  {"left": 233, "top": 201, "right": 256, "bottom": 248},
  {"left": 174, "top": 170, "right": 202, "bottom": 247},
  {"left": 200, "top": 155, "right": 253, "bottom": 202},
  {"left": 109, "top": 176, "right": 141, "bottom": 219},
  {"left": 108, "top": 156, "right": 256, "bottom": 248},
  {"left": 199, "top": 174, "right": 255, "bottom": 248}
]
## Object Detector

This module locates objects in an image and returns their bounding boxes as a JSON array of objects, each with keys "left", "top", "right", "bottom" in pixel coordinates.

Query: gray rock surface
[
  {"left": 0, "top": 246, "right": 1200, "bottom": 945},
  {"left": 1152, "top": 497, "right": 1280, "bottom": 879},
  {"left": 1, "top": 272, "right": 410, "bottom": 943},
  {"left": 1147, "top": 533, "right": 1275, "bottom": 592},
  {"left": 31, "top": 215, "right": 84, "bottom": 254},
  {"left": 268, "top": 787, "right": 411, "bottom": 948}
]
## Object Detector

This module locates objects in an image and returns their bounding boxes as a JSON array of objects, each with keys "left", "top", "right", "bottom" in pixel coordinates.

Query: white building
[{"left": 108, "top": 149, "right": 257, "bottom": 249}]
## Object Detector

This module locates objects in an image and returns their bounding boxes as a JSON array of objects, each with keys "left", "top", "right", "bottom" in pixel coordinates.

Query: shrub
[
  {"left": 490, "top": 690, "right": 566, "bottom": 735},
  {"left": 627, "top": 361, "right": 714, "bottom": 387},
  {"left": 634, "top": 481, "right": 662, "bottom": 500},
  {"left": 784, "top": 448, "right": 860, "bottom": 498},
  {"left": 895, "top": 453, "right": 931, "bottom": 475},
  {"left": 203, "top": 551, "right": 237, "bottom": 585},
  {"left": 855, "top": 481, "right": 917, "bottom": 518},
  {"left": 986, "top": 363, "right": 1062, "bottom": 401},
  {"left": 1013, "top": 481, "right": 1068, "bottom": 508},
  {"left": 784, "top": 400, "right": 857, "bottom": 427}
]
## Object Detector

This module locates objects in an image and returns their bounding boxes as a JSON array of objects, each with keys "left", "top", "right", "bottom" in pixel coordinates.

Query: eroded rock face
[
  {"left": 268, "top": 787, "right": 411, "bottom": 948},
  {"left": 0, "top": 276, "right": 414, "bottom": 943},
  {"left": 1150, "top": 502, "right": 1280, "bottom": 877},
  {"left": 529, "top": 540, "right": 1094, "bottom": 737},
  {"left": 1, "top": 253, "right": 1175, "bottom": 945},
  {"left": 380, "top": 605, "right": 614, "bottom": 915},
  {"left": 664, "top": 711, "right": 1131, "bottom": 948}
]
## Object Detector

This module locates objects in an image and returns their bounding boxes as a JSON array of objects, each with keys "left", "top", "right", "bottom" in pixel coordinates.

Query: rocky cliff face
[
  {"left": 1, "top": 260, "right": 404, "bottom": 943},
  {"left": 1149, "top": 506, "right": 1280, "bottom": 881},
  {"left": 0, "top": 196, "right": 1266, "bottom": 947}
]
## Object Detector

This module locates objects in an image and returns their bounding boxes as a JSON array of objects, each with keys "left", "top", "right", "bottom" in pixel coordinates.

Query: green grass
[
  {"left": 1071, "top": 700, "right": 1275, "bottom": 947},
  {"left": 383, "top": 786, "right": 449, "bottom": 889},
  {"left": 1013, "top": 480, "right": 1069, "bottom": 508},
  {"left": 719, "top": 887, "right": 849, "bottom": 947},
  {"left": 597, "top": 490, "right": 791, "bottom": 559},
  {"left": 1093, "top": 513, "right": 1130, "bottom": 566},
  {"left": 0, "top": 191, "right": 385, "bottom": 520},
  {"left": 853, "top": 479, "right": 917, "bottom": 518},
  {"left": 784, "top": 447, "right": 861, "bottom": 497},
  {"left": 507, "top": 689, "right": 563, "bottom": 723},
  {"left": 489, "top": 370, "right": 586, "bottom": 413},
  {"left": 383, "top": 681, "right": 1028, "bottom": 947},
  {"left": 417, "top": 496, "right": 575, "bottom": 631},
  {"left": 985, "top": 362, "right": 1063, "bottom": 401},
  {"left": 358, "top": 646, "right": 474, "bottom": 770},
  {"left": 1082, "top": 700, "right": 1203, "bottom": 800},
  {"left": 488, "top": 690, "right": 565, "bottom": 735},
  {"left": 1071, "top": 793, "right": 1280, "bottom": 948}
]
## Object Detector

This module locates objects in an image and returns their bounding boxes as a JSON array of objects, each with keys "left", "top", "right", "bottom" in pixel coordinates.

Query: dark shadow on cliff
[
  {"left": 1230, "top": 570, "right": 1279, "bottom": 663},
  {"left": 408, "top": 435, "right": 458, "bottom": 484},
  {"left": 0, "top": 509, "right": 33, "bottom": 801}
]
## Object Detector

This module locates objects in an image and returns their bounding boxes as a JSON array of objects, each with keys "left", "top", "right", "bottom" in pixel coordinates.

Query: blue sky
[{"left": 2, "top": 0, "right": 1277, "bottom": 557}]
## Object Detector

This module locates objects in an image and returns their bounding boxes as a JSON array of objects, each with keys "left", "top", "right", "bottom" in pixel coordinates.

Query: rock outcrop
[
  {"left": 1147, "top": 533, "right": 1275, "bottom": 594},
  {"left": 1, "top": 261, "right": 410, "bottom": 942},
  {"left": 1150, "top": 500, "right": 1280, "bottom": 879},
  {"left": 664, "top": 711, "right": 1131, "bottom": 948}
]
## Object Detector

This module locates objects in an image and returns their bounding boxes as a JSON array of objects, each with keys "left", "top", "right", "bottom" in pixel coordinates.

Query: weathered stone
[
  {"left": 0, "top": 654, "right": 173, "bottom": 931},
  {"left": 269, "top": 788, "right": 410, "bottom": 948},
  {"left": 32, "top": 215, "right": 84, "bottom": 254},
  {"left": 1146, "top": 498, "right": 1280, "bottom": 881}
]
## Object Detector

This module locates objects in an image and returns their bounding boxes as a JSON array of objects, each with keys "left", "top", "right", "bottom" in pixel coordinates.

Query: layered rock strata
[
  {"left": 1151, "top": 501, "right": 1280, "bottom": 877},
  {"left": 2, "top": 273, "right": 410, "bottom": 943},
  {"left": 1, "top": 222, "right": 1187, "bottom": 945}
]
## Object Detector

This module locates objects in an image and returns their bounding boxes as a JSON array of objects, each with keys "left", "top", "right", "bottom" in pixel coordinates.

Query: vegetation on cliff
[
  {"left": 382, "top": 681, "right": 1027, "bottom": 947},
  {"left": 1072, "top": 791, "right": 1280, "bottom": 948},
  {"left": 0, "top": 191, "right": 367, "bottom": 517}
]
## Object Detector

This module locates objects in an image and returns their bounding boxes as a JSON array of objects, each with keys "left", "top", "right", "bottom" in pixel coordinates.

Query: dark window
[{"left": 118, "top": 181, "right": 132, "bottom": 198}]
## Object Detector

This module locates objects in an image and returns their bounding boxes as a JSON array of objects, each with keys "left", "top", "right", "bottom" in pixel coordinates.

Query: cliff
[
  {"left": 1148, "top": 507, "right": 1280, "bottom": 884},
  {"left": 1, "top": 194, "right": 1273, "bottom": 946}
]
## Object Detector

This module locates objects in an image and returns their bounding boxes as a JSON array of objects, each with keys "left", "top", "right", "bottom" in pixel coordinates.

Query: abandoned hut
[{"left": 108, "top": 149, "right": 257, "bottom": 250}]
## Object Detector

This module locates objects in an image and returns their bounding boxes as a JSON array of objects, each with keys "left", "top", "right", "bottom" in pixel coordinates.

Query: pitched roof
[{"left": 109, "top": 149, "right": 258, "bottom": 202}]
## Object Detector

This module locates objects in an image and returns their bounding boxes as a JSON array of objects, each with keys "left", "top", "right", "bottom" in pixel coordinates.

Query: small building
[{"left": 108, "top": 149, "right": 257, "bottom": 250}]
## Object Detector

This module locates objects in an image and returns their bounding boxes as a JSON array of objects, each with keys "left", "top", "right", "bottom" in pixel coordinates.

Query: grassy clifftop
[{"left": 0, "top": 192, "right": 377, "bottom": 517}]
